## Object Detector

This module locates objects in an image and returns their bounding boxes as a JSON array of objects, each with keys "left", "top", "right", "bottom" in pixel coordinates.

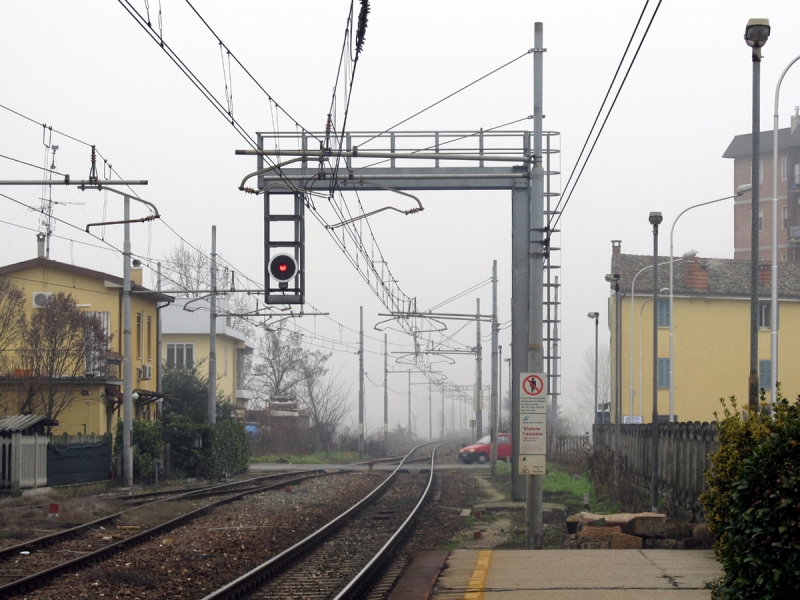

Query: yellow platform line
[{"left": 464, "top": 550, "right": 493, "bottom": 600}]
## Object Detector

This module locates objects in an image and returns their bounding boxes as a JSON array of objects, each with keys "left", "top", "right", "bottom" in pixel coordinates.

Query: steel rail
[
  {"left": 333, "top": 443, "right": 443, "bottom": 599},
  {"left": 199, "top": 441, "right": 441, "bottom": 600},
  {"left": 0, "top": 472, "right": 324, "bottom": 598}
]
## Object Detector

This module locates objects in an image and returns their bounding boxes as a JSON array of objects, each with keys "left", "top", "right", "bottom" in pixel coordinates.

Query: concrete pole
[
  {"left": 594, "top": 313, "right": 599, "bottom": 426},
  {"left": 511, "top": 187, "right": 529, "bottom": 501},
  {"left": 384, "top": 334, "right": 388, "bottom": 454},
  {"left": 156, "top": 262, "right": 163, "bottom": 415},
  {"left": 208, "top": 226, "right": 217, "bottom": 424},
  {"left": 407, "top": 370, "right": 411, "bottom": 437},
  {"left": 122, "top": 195, "right": 133, "bottom": 487},
  {"left": 428, "top": 379, "right": 432, "bottom": 441},
  {"left": 359, "top": 306, "right": 364, "bottom": 457},
  {"left": 490, "top": 260, "right": 499, "bottom": 475},
  {"left": 526, "top": 21, "right": 545, "bottom": 550},
  {"left": 476, "top": 298, "right": 483, "bottom": 439},
  {"left": 749, "top": 45, "right": 762, "bottom": 411},
  {"left": 441, "top": 385, "right": 445, "bottom": 439}
]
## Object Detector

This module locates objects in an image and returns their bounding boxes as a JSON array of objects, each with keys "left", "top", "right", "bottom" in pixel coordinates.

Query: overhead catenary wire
[{"left": 549, "top": 0, "right": 663, "bottom": 230}]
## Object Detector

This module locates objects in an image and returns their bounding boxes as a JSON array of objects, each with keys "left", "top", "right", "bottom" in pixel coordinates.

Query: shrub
[
  {"left": 701, "top": 395, "right": 773, "bottom": 554},
  {"left": 711, "top": 395, "right": 800, "bottom": 599},
  {"left": 204, "top": 420, "right": 249, "bottom": 480},
  {"left": 162, "top": 414, "right": 208, "bottom": 479},
  {"left": 113, "top": 418, "right": 163, "bottom": 483}
]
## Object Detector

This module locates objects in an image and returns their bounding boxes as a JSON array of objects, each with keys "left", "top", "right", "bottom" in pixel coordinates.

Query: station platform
[{"left": 397, "top": 549, "right": 721, "bottom": 599}]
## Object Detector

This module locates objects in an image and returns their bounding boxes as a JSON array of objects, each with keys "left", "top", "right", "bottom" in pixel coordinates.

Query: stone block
[
  {"left": 609, "top": 532, "right": 644, "bottom": 549},
  {"left": 576, "top": 525, "right": 621, "bottom": 544},
  {"left": 620, "top": 514, "right": 667, "bottom": 538}
]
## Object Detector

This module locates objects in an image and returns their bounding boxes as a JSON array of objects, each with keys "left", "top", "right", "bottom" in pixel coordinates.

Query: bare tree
[
  {"left": 251, "top": 325, "right": 311, "bottom": 400},
  {"left": 572, "top": 343, "right": 611, "bottom": 434},
  {"left": 0, "top": 277, "right": 25, "bottom": 374},
  {"left": 300, "top": 364, "right": 350, "bottom": 452},
  {"left": 13, "top": 292, "right": 108, "bottom": 421},
  {"left": 163, "top": 242, "right": 212, "bottom": 298}
]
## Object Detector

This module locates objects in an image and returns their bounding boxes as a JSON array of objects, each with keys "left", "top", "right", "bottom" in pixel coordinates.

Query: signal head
[{"left": 268, "top": 254, "right": 298, "bottom": 282}]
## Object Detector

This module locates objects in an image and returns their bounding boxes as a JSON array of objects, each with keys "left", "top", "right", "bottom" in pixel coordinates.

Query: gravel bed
[{"left": 12, "top": 471, "right": 386, "bottom": 599}]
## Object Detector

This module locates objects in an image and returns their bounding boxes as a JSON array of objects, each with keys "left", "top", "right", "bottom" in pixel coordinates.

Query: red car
[{"left": 458, "top": 433, "right": 512, "bottom": 464}]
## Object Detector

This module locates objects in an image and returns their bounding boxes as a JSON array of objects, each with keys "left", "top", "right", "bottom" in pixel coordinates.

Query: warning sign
[
  {"left": 519, "top": 413, "right": 546, "bottom": 455},
  {"left": 519, "top": 454, "right": 546, "bottom": 475},
  {"left": 520, "top": 373, "right": 547, "bottom": 414}
]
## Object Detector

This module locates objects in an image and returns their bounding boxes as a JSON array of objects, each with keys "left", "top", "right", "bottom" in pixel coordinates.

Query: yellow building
[
  {"left": 608, "top": 242, "right": 800, "bottom": 424},
  {"left": 162, "top": 297, "right": 255, "bottom": 421},
  {"left": 0, "top": 256, "right": 172, "bottom": 435}
]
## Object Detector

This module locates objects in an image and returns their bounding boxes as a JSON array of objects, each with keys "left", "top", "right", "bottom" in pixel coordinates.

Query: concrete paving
[{"left": 431, "top": 549, "right": 721, "bottom": 599}]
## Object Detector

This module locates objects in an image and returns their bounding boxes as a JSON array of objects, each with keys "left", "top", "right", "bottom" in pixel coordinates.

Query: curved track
[{"left": 201, "top": 442, "right": 445, "bottom": 600}]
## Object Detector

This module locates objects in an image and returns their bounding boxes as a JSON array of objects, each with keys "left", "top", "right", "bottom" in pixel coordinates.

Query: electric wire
[{"left": 549, "top": 0, "right": 663, "bottom": 230}]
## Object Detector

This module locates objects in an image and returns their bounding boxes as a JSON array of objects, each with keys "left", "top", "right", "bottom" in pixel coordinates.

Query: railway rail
[{"left": 201, "top": 442, "right": 444, "bottom": 600}]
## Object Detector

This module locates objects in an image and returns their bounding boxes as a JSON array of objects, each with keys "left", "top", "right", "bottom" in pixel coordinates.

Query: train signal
[{"left": 268, "top": 254, "right": 298, "bottom": 287}]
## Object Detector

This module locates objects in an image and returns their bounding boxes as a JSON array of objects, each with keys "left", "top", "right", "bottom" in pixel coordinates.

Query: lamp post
[
  {"left": 669, "top": 186, "right": 751, "bottom": 422},
  {"left": 649, "top": 211, "right": 663, "bottom": 513},
  {"left": 604, "top": 273, "right": 621, "bottom": 483},
  {"left": 771, "top": 54, "right": 800, "bottom": 407},
  {"left": 588, "top": 312, "right": 599, "bottom": 427},
  {"left": 638, "top": 288, "right": 669, "bottom": 420},
  {"left": 745, "top": 18, "right": 770, "bottom": 411}
]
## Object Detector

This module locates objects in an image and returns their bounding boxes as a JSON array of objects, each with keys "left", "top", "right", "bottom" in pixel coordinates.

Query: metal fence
[
  {"left": 0, "top": 433, "right": 48, "bottom": 490},
  {"left": 594, "top": 422, "right": 719, "bottom": 509}
]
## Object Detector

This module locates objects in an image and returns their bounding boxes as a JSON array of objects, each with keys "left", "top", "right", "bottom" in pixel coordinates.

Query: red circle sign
[{"left": 522, "top": 374, "right": 544, "bottom": 397}]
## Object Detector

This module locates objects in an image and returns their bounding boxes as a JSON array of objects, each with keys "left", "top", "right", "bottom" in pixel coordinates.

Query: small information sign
[
  {"left": 520, "top": 373, "right": 547, "bottom": 414},
  {"left": 519, "top": 413, "right": 546, "bottom": 454},
  {"left": 518, "top": 454, "right": 546, "bottom": 475}
]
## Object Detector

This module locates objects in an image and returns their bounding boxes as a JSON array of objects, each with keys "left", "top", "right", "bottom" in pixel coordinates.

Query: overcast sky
[{"left": 1, "top": 1, "right": 799, "bottom": 436}]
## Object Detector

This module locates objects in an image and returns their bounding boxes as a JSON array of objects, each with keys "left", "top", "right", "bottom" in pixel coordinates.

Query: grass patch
[{"left": 249, "top": 451, "right": 358, "bottom": 465}]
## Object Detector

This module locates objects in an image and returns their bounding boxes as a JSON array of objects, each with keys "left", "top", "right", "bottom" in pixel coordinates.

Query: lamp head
[
  {"left": 744, "top": 18, "right": 770, "bottom": 48},
  {"left": 682, "top": 249, "right": 698, "bottom": 259},
  {"left": 587, "top": 311, "right": 599, "bottom": 319},
  {"left": 604, "top": 273, "right": 620, "bottom": 283},
  {"left": 659, "top": 287, "right": 670, "bottom": 295},
  {"left": 649, "top": 212, "right": 663, "bottom": 226},
  {"left": 736, "top": 183, "right": 753, "bottom": 195}
]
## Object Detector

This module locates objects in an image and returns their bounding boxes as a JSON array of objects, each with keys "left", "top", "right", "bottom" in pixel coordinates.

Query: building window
[
  {"left": 759, "top": 301, "right": 771, "bottom": 329},
  {"left": 783, "top": 254, "right": 789, "bottom": 262},
  {"left": 224, "top": 346, "right": 229, "bottom": 376},
  {"left": 783, "top": 205, "right": 789, "bottom": 229},
  {"left": 656, "top": 298, "right": 670, "bottom": 327},
  {"left": 759, "top": 359, "right": 772, "bottom": 389},
  {"left": 146, "top": 316, "right": 152, "bottom": 361},
  {"left": 657, "top": 358, "right": 670, "bottom": 388},
  {"left": 782, "top": 157, "right": 788, "bottom": 181},
  {"left": 758, "top": 208, "right": 763, "bottom": 232},
  {"left": 166, "top": 343, "right": 194, "bottom": 369},
  {"left": 752, "top": 160, "right": 764, "bottom": 184},
  {"left": 136, "top": 313, "right": 142, "bottom": 359}
]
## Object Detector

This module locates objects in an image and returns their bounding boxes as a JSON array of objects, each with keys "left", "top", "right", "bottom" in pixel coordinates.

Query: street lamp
[
  {"left": 604, "top": 272, "right": 621, "bottom": 484},
  {"left": 588, "top": 312, "right": 599, "bottom": 427},
  {"left": 770, "top": 54, "right": 800, "bottom": 407},
  {"left": 669, "top": 185, "right": 751, "bottom": 421},
  {"left": 745, "top": 18, "right": 769, "bottom": 411},
  {"left": 649, "top": 211, "right": 663, "bottom": 514}
]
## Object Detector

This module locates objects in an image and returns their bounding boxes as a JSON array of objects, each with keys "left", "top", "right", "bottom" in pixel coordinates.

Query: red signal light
[
  {"left": 278, "top": 263, "right": 287, "bottom": 272},
  {"left": 268, "top": 254, "right": 297, "bottom": 282}
]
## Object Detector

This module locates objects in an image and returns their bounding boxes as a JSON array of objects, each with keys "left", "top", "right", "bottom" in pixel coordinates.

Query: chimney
[
  {"left": 131, "top": 258, "right": 143, "bottom": 287},
  {"left": 36, "top": 233, "right": 46, "bottom": 258},
  {"left": 684, "top": 255, "right": 708, "bottom": 291},
  {"left": 792, "top": 106, "right": 800, "bottom": 134},
  {"left": 758, "top": 262, "right": 771, "bottom": 286},
  {"left": 612, "top": 240, "right": 622, "bottom": 254}
]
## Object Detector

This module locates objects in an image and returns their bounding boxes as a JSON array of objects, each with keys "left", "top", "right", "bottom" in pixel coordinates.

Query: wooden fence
[
  {"left": 552, "top": 434, "right": 591, "bottom": 463},
  {"left": 594, "top": 422, "right": 719, "bottom": 510},
  {"left": 0, "top": 433, "right": 48, "bottom": 490}
]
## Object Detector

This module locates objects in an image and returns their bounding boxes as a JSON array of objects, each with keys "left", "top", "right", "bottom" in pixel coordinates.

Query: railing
[
  {"left": 552, "top": 434, "right": 590, "bottom": 464},
  {"left": 0, "top": 433, "right": 48, "bottom": 490},
  {"left": 594, "top": 422, "right": 719, "bottom": 510},
  {"left": 49, "top": 432, "right": 110, "bottom": 448}
]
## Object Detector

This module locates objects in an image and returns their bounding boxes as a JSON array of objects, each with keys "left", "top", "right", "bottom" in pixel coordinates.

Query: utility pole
[
  {"left": 526, "top": 21, "right": 545, "bottom": 550},
  {"left": 208, "top": 226, "right": 217, "bottom": 425},
  {"left": 157, "top": 262, "right": 163, "bottom": 410},
  {"left": 384, "top": 334, "right": 388, "bottom": 455},
  {"left": 490, "top": 260, "right": 499, "bottom": 475},
  {"left": 441, "top": 384, "right": 446, "bottom": 439},
  {"left": 122, "top": 196, "right": 133, "bottom": 486},
  {"left": 428, "top": 379, "right": 433, "bottom": 441},
  {"left": 476, "top": 298, "right": 483, "bottom": 439},
  {"left": 359, "top": 306, "right": 365, "bottom": 457}
]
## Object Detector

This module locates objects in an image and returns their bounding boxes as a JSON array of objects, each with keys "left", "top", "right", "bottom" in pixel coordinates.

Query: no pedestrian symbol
[
  {"left": 522, "top": 374, "right": 545, "bottom": 397},
  {"left": 519, "top": 372, "right": 547, "bottom": 414}
]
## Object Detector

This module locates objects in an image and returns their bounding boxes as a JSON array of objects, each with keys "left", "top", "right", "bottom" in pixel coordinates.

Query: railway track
[{"left": 201, "top": 442, "right": 444, "bottom": 600}]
